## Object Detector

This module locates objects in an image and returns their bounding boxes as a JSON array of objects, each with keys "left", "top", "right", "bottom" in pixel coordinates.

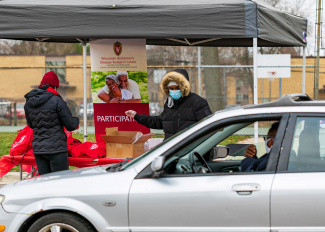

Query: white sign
[
  {"left": 153, "top": 70, "right": 166, "bottom": 84},
  {"left": 257, "top": 54, "right": 291, "bottom": 78},
  {"left": 90, "top": 39, "right": 147, "bottom": 71}
]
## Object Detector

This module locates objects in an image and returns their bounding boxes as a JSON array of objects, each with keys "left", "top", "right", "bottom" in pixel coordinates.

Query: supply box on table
[{"left": 101, "top": 127, "right": 153, "bottom": 158}]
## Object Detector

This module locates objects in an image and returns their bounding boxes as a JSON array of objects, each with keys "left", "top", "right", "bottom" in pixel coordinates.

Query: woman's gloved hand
[{"left": 125, "top": 110, "right": 137, "bottom": 118}]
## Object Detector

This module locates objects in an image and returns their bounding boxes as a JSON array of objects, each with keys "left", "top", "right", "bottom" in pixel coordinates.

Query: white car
[
  {"left": 1, "top": 94, "right": 325, "bottom": 232},
  {"left": 79, "top": 103, "right": 94, "bottom": 119},
  {"left": 0, "top": 99, "right": 10, "bottom": 118}
]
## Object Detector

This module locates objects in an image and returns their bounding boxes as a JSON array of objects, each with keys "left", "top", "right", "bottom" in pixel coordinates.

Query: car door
[
  {"left": 271, "top": 114, "right": 325, "bottom": 232},
  {"left": 129, "top": 114, "right": 289, "bottom": 232}
]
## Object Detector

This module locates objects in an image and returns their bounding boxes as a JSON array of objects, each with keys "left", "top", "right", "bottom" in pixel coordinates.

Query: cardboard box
[
  {"left": 106, "top": 127, "right": 118, "bottom": 136},
  {"left": 101, "top": 128, "right": 153, "bottom": 158}
]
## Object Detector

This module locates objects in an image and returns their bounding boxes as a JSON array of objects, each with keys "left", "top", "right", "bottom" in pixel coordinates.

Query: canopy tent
[
  {"left": 0, "top": 0, "right": 308, "bottom": 142},
  {"left": 0, "top": 0, "right": 307, "bottom": 47}
]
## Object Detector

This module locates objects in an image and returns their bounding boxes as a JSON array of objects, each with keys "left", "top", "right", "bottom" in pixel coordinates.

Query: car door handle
[{"left": 232, "top": 184, "right": 260, "bottom": 195}]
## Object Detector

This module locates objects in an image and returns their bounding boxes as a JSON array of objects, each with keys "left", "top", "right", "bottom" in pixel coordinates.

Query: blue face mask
[{"left": 169, "top": 90, "right": 182, "bottom": 100}]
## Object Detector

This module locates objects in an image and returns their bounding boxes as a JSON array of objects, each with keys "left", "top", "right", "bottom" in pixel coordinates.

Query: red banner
[{"left": 94, "top": 103, "right": 150, "bottom": 143}]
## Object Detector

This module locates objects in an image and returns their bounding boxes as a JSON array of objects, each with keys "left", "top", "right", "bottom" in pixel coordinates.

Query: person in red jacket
[{"left": 24, "top": 71, "right": 79, "bottom": 175}]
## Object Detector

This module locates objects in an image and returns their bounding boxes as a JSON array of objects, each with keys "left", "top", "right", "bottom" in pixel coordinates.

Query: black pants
[{"left": 34, "top": 152, "right": 69, "bottom": 175}]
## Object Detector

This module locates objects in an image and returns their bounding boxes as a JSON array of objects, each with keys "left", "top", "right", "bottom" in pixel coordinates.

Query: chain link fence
[
  {"left": 0, "top": 40, "right": 317, "bottom": 132},
  {"left": 148, "top": 46, "right": 315, "bottom": 113}
]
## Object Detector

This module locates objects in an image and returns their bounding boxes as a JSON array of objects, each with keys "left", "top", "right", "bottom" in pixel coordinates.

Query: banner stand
[{"left": 90, "top": 39, "right": 149, "bottom": 141}]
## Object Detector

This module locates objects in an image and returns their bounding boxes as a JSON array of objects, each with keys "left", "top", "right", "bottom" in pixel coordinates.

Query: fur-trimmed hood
[{"left": 160, "top": 71, "right": 191, "bottom": 97}]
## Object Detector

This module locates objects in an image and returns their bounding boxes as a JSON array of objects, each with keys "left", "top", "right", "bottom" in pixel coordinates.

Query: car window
[
  {"left": 121, "top": 115, "right": 216, "bottom": 171},
  {"left": 163, "top": 120, "right": 280, "bottom": 175},
  {"left": 287, "top": 117, "right": 325, "bottom": 172}
]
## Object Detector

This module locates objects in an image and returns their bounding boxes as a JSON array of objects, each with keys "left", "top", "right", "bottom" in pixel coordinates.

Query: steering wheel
[{"left": 189, "top": 151, "right": 213, "bottom": 173}]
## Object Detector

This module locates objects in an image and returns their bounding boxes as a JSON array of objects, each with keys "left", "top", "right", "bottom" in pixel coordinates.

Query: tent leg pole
[
  {"left": 302, "top": 46, "right": 306, "bottom": 94},
  {"left": 82, "top": 42, "right": 88, "bottom": 142},
  {"left": 279, "top": 78, "right": 282, "bottom": 98},
  {"left": 198, "top": 46, "right": 201, "bottom": 96},
  {"left": 253, "top": 38, "right": 258, "bottom": 148},
  {"left": 20, "top": 165, "right": 22, "bottom": 181}
]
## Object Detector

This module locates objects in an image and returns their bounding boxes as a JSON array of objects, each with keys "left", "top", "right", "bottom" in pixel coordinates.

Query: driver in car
[{"left": 240, "top": 122, "right": 279, "bottom": 172}]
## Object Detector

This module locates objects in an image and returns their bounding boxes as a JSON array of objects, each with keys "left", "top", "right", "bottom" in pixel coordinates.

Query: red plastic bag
[
  {"left": 70, "top": 142, "right": 106, "bottom": 158},
  {"left": 67, "top": 138, "right": 82, "bottom": 157},
  {"left": 0, "top": 157, "right": 16, "bottom": 178},
  {"left": 64, "top": 127, "right": 74, "bottom": 146},
  {"left": 26, "top": 149, "right": 34, "bottom": 156},
  {"left": 10, "top": 126, "right": 33, "bottom": 156}
]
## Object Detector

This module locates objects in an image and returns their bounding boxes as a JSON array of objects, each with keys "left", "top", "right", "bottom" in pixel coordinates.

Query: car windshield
[{"left": 120, "top": 114, "right": 215, "bottom": 171}]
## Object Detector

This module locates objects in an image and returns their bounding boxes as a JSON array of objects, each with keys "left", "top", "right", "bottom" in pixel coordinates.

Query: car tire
[{"left": 27, "top": 212, "right": 96, "bottom": 232}]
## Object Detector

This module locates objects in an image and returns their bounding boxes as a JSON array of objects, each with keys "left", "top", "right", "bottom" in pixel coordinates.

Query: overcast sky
[{"left": 264, "top": 0, "right": 319, "bottom": 56}]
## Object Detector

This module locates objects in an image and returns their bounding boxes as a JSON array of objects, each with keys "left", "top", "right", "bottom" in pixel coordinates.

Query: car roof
[
  {"left": 244, "top": 93, "right": 325, "bottom": 109},
  {"left": 211, "top": 94, "right": 325, "bottom": 120}
]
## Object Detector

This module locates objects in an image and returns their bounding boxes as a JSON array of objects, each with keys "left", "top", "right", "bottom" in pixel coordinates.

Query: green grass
[
  {"left": 152, "top": 134, "right": 164, "bottom": 138},
  {"left": 0, "top": 132, "right": 18, "bottom": 157},
  {"left": 0, "top": 132, "right": 20, "bottom": 171},
  {"left": 0, "top": 133, "right": 250, "bottom": 173},
  {"left": 219, "top": 135, "right": 252, "bottom": 146},
  {"left": 71, "top": 134, "right": 96, "bottom": 143}
]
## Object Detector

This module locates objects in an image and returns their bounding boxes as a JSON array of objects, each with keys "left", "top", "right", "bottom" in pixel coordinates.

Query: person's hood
[
  {"left": 160, "top": 71, "right": 191, "bottom": 97},
  {"left": 24, "top": 88, "right": 54, "bottom": 108}
]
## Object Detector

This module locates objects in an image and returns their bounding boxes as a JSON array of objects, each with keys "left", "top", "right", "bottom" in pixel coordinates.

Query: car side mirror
[
  {"left": 211, "top": 145, "right": 229, "bottom": 160},
  {"left": 151, "top": 156, "right": 165, "bottom": 178}
]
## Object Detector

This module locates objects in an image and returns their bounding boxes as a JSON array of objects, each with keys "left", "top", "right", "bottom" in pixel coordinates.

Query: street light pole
[{"left": 315, "top": 0, "right": 322, "bottom": 100}]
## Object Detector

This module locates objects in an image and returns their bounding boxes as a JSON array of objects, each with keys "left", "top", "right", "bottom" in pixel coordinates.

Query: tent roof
[{"left": 0, "top": 0, "right": 307, "bottom": 47}]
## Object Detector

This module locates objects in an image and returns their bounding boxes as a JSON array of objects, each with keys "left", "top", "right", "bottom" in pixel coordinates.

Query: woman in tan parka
[{"left": 125, "top": 69, "right": 212, "bottom": 140}]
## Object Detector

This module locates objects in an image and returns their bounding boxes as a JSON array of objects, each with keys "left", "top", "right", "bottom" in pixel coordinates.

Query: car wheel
[{"left": 27, "top": 212, "right": 96, "bottom": 232}]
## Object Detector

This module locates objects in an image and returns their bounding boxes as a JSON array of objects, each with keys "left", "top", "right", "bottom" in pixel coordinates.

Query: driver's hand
[{"left": 244, "top": 144, "right": 257, "bottom": 158}]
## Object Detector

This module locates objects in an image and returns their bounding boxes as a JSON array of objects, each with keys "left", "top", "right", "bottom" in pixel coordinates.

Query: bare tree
[{"left": 0, "top": 40, "right": 88, "bottom": 55}]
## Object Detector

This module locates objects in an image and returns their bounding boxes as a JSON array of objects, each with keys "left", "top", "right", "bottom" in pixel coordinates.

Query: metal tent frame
[{"left": 0, "top": 0, "right": 308, "bottom": 142}]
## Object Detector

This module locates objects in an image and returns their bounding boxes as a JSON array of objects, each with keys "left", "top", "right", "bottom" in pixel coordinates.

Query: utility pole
[{"left": 315, "top": 0, "right": 322, "bottom": 100}]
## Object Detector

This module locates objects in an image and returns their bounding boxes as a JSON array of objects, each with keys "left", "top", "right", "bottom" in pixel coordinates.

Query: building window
[
  {"left": 45, "top": 59, "right": 66, "bottom": 83},
  {"left": 243, "top": 94, "right": 249, "bottom": 99},
  {"left": 236, "top": 80, "right": 244, "bottom": 86},
  {"left": 236, "top": 94, "right": 243, "bottom": 99}
]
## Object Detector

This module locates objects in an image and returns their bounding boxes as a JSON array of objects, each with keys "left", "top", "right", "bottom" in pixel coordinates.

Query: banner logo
[{"left": 113, "top": 41, "right": 122, "bottom": 56}]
